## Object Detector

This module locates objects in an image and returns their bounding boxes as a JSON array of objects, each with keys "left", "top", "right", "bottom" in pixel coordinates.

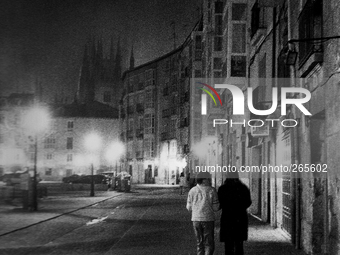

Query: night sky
[{"left": 1, "top": 0, "right": 201, "bottom": 102}]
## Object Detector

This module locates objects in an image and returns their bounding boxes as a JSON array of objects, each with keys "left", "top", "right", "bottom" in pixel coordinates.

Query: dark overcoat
[{"left": 218, "top": 179, "right": 252, "bottom": 242}]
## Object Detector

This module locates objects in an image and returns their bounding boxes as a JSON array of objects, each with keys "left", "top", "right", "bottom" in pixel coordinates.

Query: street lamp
[
  {"left": 22, "top": 106, "right": 50, "bottom": 211},
  {"left": 105, "top": 141, "right": 125, "bottom": 176},
  {"left": 84, "top": 133, "right": 102, "bottom": 196}
]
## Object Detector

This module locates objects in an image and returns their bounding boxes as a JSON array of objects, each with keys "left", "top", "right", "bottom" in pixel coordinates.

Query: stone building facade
[{"left": 196, "top": 0, "right": 340, "bottom": 254}]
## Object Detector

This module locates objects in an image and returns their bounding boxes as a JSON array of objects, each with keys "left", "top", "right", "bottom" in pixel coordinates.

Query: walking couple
[{"left": 186, "top": 171, "right": 252, "bottom": 255}]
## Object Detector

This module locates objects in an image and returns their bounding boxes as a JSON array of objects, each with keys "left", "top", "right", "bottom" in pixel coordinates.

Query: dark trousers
[
  {"left": 193, "top": 221, "right": 215, "bottom": 255},
  {"left": 224, "top": 240, "right": 244, "bottom": 255}
]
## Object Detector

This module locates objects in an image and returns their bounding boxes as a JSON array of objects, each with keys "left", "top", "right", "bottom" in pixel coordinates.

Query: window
[
  {"left": 251, "top": 2, "right": 266, "bottom": 37},
  {"left": 215, "top": 1, "right": 223, "bottom": 13},
  {"left": 214, "top": 71, "right": 222, "bottom": 78},
  {"left": 103, "top": 91, "right": 111, "bottom": 102},
  {"left": 231, "top": 56, "right": 246, "bottom": 77},
  {"left": 195, "top": 51, "right": 202, "bottom": 61},
  {"left": 195, "top": 35, "right": 202, "bottom": 50},
  {"left": 66, "top": 137, "right": 73, "bottom": 149},
  {"left": 46, "top": 154, "right": 53, "bottom": 160},
  {"left": 145, "top": 89, "right": 154, "bottom": 108},
  {"left": 213, "top": 58, "right": 222, "bottom": 69},
  {"left": 128, "top": 118, "right": 134, "bottom": 130},
  {"left": 232, "top": 24, "right": 246, "bottom": 53},
  {"left": 298, "top": 0, "right": 323, "bottom": 65},
  {"left": 154, "top": 166, "right": 158, "bottom": 177},
  {"left": 144, "top": 114, "right": 155, "bottom": 134},
  {"left": 215, "top": 15, "right": 223, "bottom": 35},
  {"left": 44, "top": 136, "right": 56, "bottom": 149},
  {"left": 232, "top": 3, "right": 247, "bottom": 21},
  {"left": 214, "top": 37, "right": 222, "bottom": 51},
  {"left": 195, "top": 70, "right": 202, "bottom": 78},
  {"left": 67, "top": 121, "right": 73, "bottom": 130},
  {"left": 45, "top": 168, "right": 52, "bottom": 176},
  {"left": 67, "top": 154, "right": 73, "bottom": 162},
  {"left": 144, "top": 138, "right": 155, "bottom": 158}
]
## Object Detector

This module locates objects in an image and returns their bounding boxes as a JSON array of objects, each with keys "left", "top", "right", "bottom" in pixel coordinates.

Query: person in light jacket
[
  {"left": 218, "top": 171, "right": 251, "bottom": 255},
  {"left": 186, "top": 172, "right": 220, "bottom": 255}
]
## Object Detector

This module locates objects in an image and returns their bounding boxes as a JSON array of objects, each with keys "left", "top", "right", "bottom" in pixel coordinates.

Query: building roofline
[
  {"left": 122, "top": 17, "right": 203, "bottom": 80},
  {"left": 122, "top": 46, "right": 184, "bottom": 79}
]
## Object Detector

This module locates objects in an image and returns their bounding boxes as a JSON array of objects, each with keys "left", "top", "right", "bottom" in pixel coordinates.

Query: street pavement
[{"left": 0, "top": 185, "right": 307, "bottom": 255}]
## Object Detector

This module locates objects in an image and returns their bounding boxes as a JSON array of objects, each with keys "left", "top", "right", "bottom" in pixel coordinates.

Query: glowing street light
[
  {"left": 84, "top": 133, "right": 102, "bottom": 196},
  {"left": 105, "top": 141, "right": 125, "bottom": 175},
  {"left": 22, "top": 106, "right": 50, "bottom": 211}
]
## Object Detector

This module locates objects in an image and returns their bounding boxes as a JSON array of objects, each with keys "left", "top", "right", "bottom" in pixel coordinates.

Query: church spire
[{"left": 114, "top": 38, "right": 122, "bottom": 79}]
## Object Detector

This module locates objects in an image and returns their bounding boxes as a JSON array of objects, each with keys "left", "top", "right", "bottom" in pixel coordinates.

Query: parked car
[
  {"left": 62, "top": 174, "right": 81, "bottom": 184},
  {"left": 62, "top": 174, "right": 107, "bottom": 184}
]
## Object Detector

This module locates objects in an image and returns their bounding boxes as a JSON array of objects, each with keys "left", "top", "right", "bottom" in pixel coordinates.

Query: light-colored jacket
[
  {"left": 186, "top": 184, "right": 220, "bottom": 221},
  {"left": 179, "top": 176, "right": 186, "bottom": 187}
]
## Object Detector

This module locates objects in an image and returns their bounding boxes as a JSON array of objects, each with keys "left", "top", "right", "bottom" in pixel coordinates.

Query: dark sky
[{"left": 0, "top": 0, "right": 201, "bottom": 102}]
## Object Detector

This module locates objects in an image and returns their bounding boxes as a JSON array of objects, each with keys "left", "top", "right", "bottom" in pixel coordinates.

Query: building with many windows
[
  {"left": 195, "top": 0, "right": 340, "bottom": 254},
  {"left": 38, "top": 102, "right": 121, "bottom": 181},
  {"left": 121, "top": 21, "right": 204, "bottom": 184},
  {"left": 0, "top": 94, "right": 35, "bottom": 176}
]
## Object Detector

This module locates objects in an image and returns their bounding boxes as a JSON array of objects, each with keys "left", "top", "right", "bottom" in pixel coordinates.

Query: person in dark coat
[{"left": 218, "top": 171, "right": 252, "bottom": 255}]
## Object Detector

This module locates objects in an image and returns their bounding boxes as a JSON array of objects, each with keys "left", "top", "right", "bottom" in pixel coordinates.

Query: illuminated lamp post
[
  {"left": 105, "top": 141, "right": 125, "bottom": 176},
  {"left": 84, "top": 133, "right": 102, "bottom": 197},
  {"left": 23, "top": 106, "right": 50, "bottom": 211}
]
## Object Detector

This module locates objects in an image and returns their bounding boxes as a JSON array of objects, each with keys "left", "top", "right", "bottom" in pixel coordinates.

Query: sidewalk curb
[{"left": 0, "top": 193, "right": 123, "bottom": 237}]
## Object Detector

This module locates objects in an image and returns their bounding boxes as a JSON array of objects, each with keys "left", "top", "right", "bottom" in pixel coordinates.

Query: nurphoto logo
[{"left": 196, "top": 80, "right": 312, "bottom": 129}]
